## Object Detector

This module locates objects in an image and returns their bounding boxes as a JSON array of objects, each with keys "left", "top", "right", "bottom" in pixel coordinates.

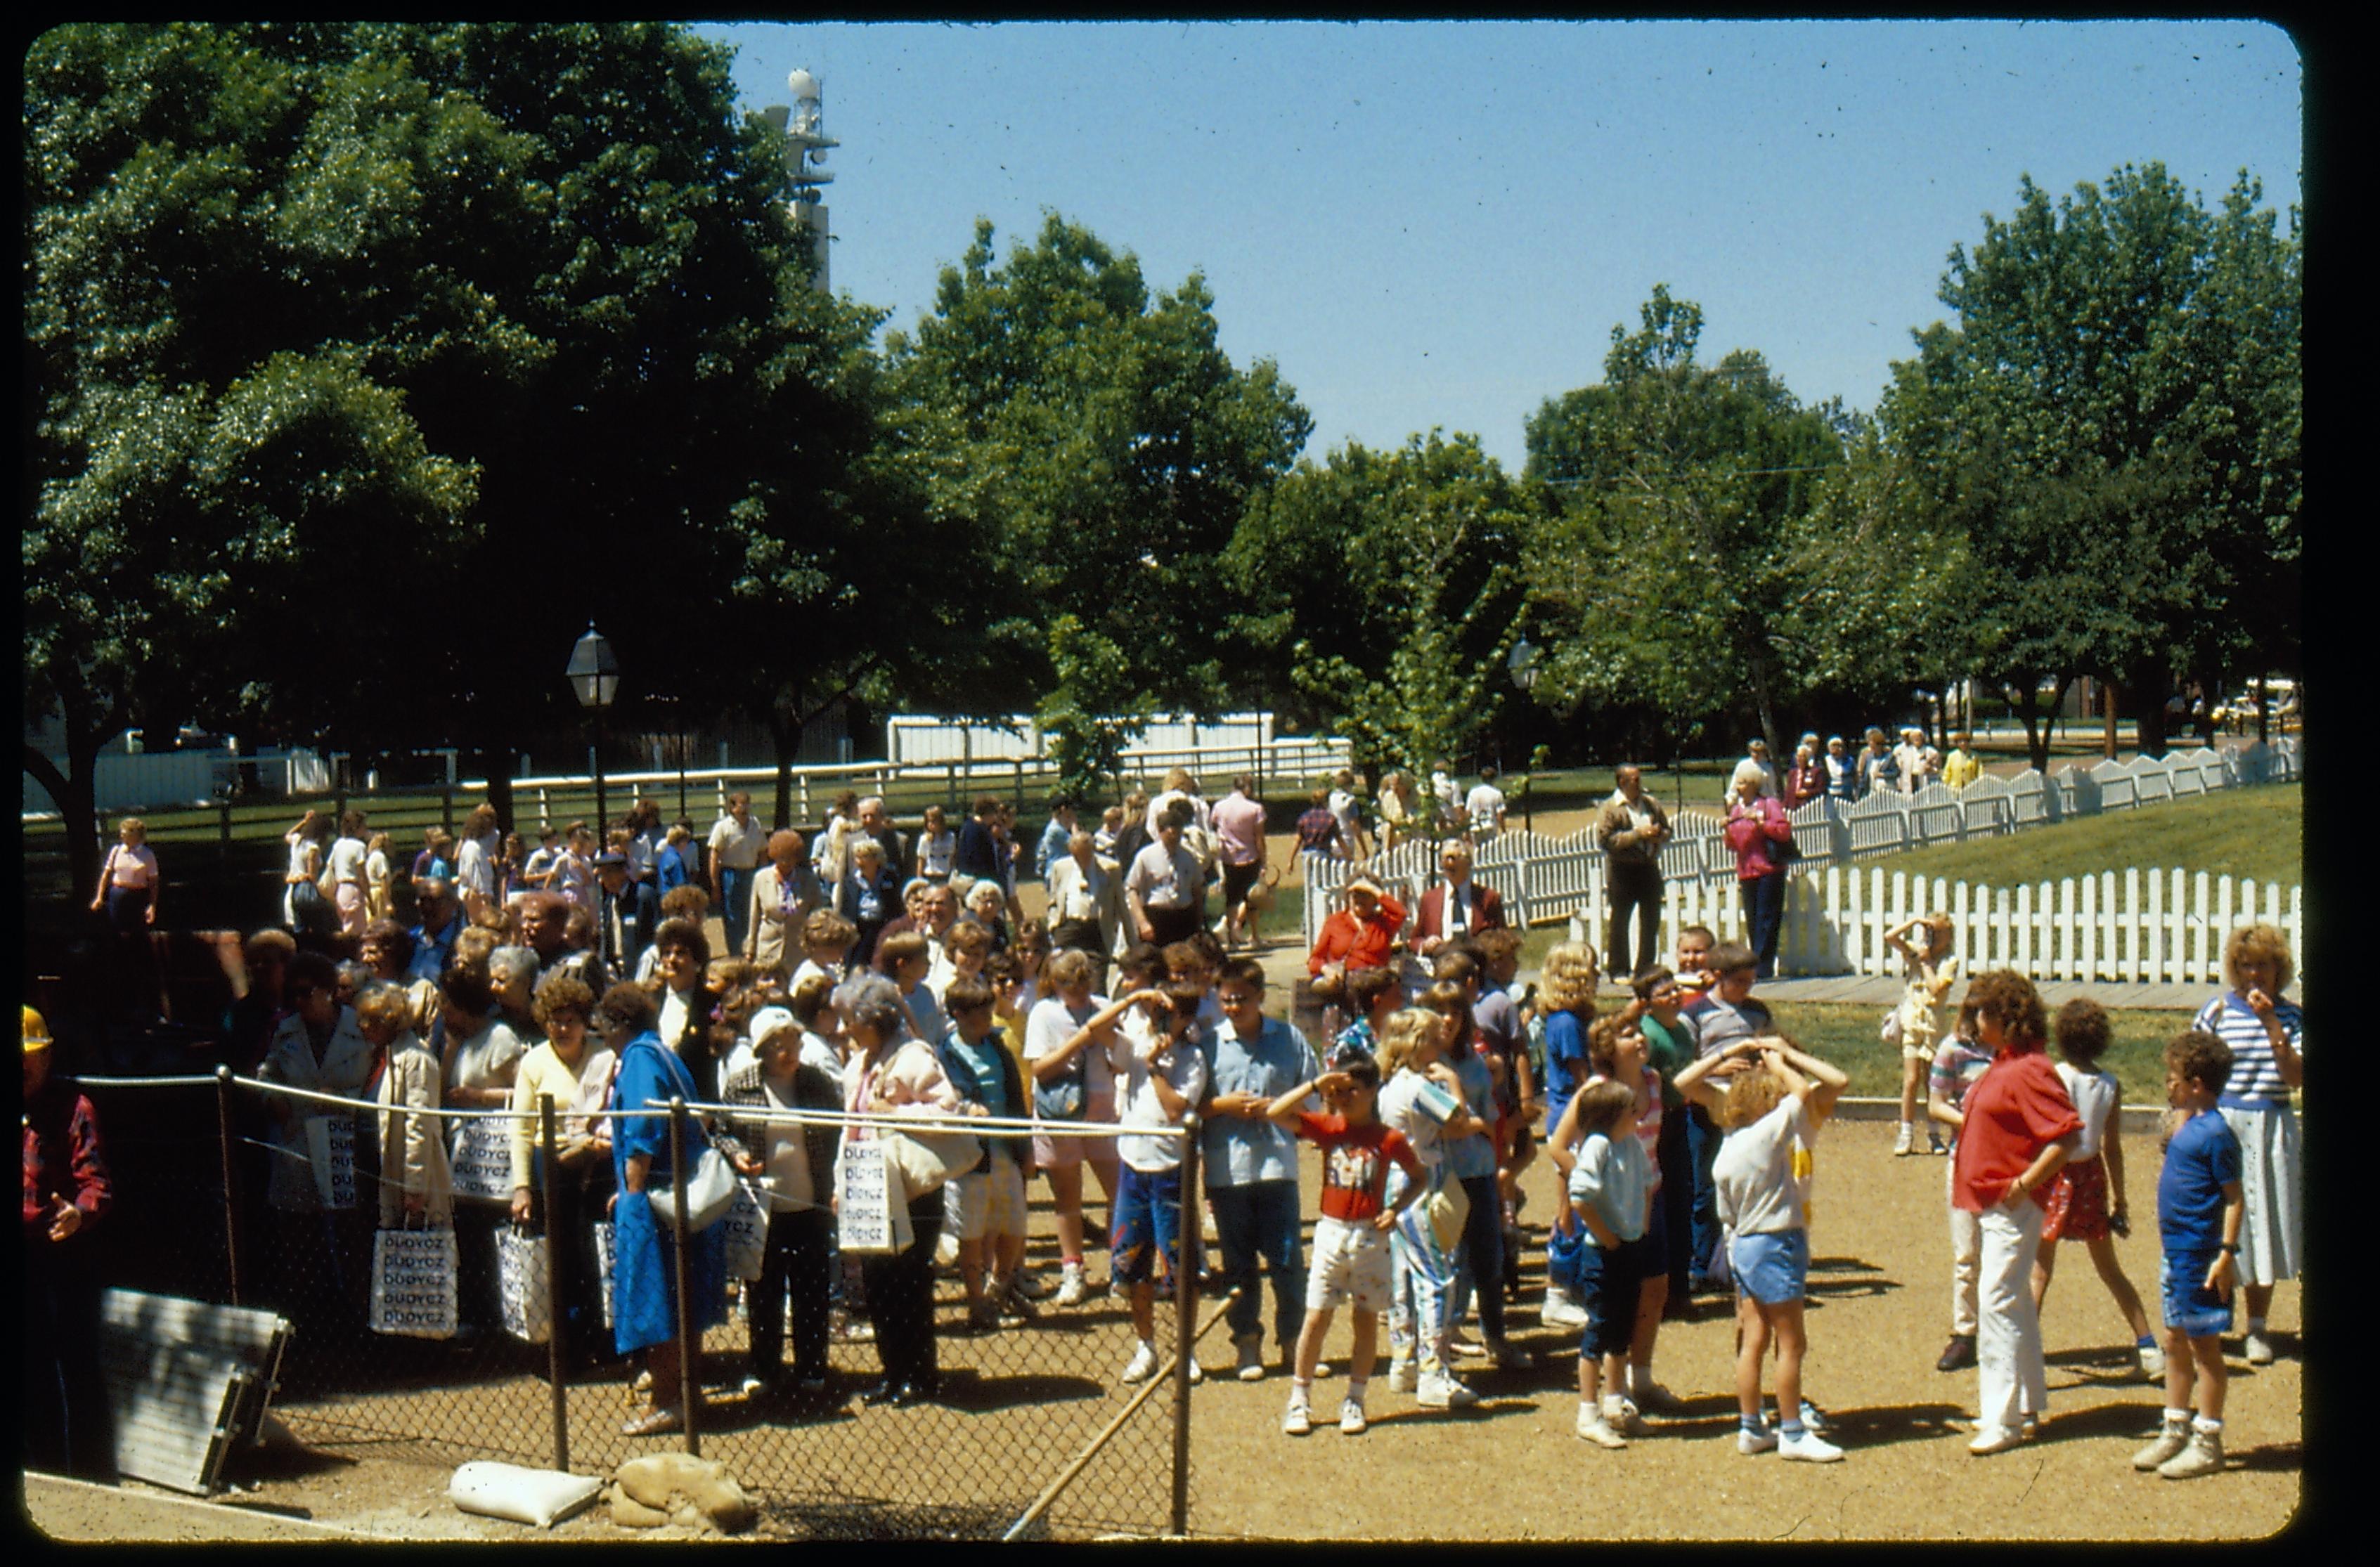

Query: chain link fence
[{"left": 65, "top": 1074, "right": 1203, "bottom": 1539}]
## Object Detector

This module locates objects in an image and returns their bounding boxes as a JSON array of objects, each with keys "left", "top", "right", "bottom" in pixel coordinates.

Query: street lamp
[
  {"left": 566, "top": 624, "right": 621, "bottom": 844},
  {"left": 1507, "top": 638, "right": 1540, "bottom": 832}
]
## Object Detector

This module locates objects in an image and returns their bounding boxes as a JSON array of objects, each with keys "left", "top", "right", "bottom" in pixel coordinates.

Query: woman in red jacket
[
  {"left": 1308, "top": 876, "right": 1407, "bottom": 988},
  {"left": 1723, "top": 773, "right": 1795, "bottom": 978}
]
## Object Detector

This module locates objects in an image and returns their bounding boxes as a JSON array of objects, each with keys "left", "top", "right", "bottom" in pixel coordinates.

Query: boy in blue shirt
[
  {"left": 2135, "top": 1029, "right": 2244, "bottom": 1481},
  {"left": 1200, "top": 958, "right": 1321, "bottom": 1379}
]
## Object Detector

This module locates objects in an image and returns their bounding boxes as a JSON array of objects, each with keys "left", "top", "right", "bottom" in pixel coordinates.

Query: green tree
[
  {"left": 25, "top": 23, "right": 887, "bottom": 882},
  {"left": 1223, "top": 431, "right": 1532, "bottom": 779},
  {"left": 882, "top": 214, "right": 1312, "bottom": 797},
  {"left": 1520, "top": 287, "right": 1878, "bottom": 755},
  {"left": 1880, "top": 164, "right": 2301, "bottom": 764}
]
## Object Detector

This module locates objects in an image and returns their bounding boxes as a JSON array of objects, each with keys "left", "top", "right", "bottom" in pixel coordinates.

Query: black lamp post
[
  {"left": 566, "top": 625, "right": 621, "bottom": 844},
  {"left": 1507, "top": 637, "right": 1540, "bottom": 833}
]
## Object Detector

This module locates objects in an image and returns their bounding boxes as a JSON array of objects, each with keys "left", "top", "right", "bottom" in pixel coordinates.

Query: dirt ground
[{"left": 22, "top": 1112, "right": 2301, "bottom": 1544}]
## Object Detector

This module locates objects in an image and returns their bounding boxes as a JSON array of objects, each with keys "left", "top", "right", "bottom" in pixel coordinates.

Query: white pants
[
  {"left": 1947, "top": 1167, "right": 1981, "bottom": 1336},
  {"left": 1975, "top": 1199, "right": 2047, "bottom": 1434}
]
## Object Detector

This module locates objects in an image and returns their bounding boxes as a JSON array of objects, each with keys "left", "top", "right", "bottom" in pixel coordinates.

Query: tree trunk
[
  {"left": 26, "top": 720, "right": 112, "bottom": 903},
  {"left": 2128, "top": 661, "right": 2172, "bottom": 760},
  {"left": 2254, "top": 673, "right": 2268, "bottom": 746},
  {"left": 480, "top": 745, "right": 518, "bottom": 835},
  {"left": 2101, "top": 677, "right": 2120, "bottom": 761},
  {"left": 768, "top": 705, "right": 801, "bottom": 833},
  {"left": 1745, "top": 646, "right": 1783, "bottom": 761}
]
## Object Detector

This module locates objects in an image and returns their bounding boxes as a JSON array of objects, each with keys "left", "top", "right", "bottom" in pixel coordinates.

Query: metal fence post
[
  {"left": 216, "top": 1066, "right": 242, "bottom": 1306},
  {"left": 541, "top": 1095, "right": 569, "bottom": 1474},
  {"left": 1170, "top": 1112, "right": 1200, "bottom": 1537},
  {"left": 668, "top": 1098, "right": 701, "bottom": 1457},
  {"left": 441, "top": 784, "right": 455, "bottom": 839}
]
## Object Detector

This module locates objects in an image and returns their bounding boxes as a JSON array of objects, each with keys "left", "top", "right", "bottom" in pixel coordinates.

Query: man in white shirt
[
  {"left": 1464, "top": 766, "right": 1508, "bottom": 841},
  {"left": 1729, "top": 738, "right": 1781, "bottom": 800},
  {"left": 1125, "top": 806, "right": 1205, "bottom": 949},
  {"left": 707, "top": 792, "right": 767, "bottom": 958}
]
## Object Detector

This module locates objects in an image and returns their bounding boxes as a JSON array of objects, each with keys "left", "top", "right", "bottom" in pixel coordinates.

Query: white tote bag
[
  {"left": 720, "top": 1181, "right": 769, "bottom": 1282},
  {"left": 450, "top": 1116, "right": 517, "bottom": 1204},
  {"left": 304, "top": 1114, "right": 358, "bottom": 1211},
  {"left": 498, "top": 1225, "right": 552, "bottom": 1344},
  {"left": 370, "top": 1225, "right": 459, "bottom": 1338},
  {"left": 834, "top": 1137, "right": 913, "bottom": 1256},
  {"left": 591, "top": 1220, "right": 616, "bottom": 1330}
]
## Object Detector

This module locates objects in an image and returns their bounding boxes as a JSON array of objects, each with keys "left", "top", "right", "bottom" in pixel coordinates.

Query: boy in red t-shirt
[{"left": 1265, "top": 1053, "right": 1424, "bottom": 1436}]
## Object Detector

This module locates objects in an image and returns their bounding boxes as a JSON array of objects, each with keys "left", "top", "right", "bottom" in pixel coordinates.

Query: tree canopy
[
  {"left": 882, "top": 214, "right": 1312, "bottom": 798},
  {"left": 1878, "top": 163, "right": 2301, "bottom": 763}
]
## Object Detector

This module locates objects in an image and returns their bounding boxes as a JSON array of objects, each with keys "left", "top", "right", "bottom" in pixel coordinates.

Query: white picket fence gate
[{"left": 1300, "top": 736, "right": 2303, "bottom": 984}]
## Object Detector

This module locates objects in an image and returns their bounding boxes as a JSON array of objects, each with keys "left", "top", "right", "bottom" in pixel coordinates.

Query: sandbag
[{"left": 448, "top": 1459, "right": 602, "bottom": 1529}]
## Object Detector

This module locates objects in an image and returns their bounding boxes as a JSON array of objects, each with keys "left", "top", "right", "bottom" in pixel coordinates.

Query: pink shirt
[
  {"left": 845, "top": 1037, "right": 962, "bottom": 1120},
  {"left": 1210, "top": 793, "right": 1267, "bottom": 867},
  {"left": 103, "top": 843, "right": 159, "bottom": 889}
]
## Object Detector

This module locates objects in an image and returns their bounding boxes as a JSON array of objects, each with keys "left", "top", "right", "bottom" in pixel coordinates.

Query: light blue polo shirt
[{"left": 1200, "top": 1015, "right": 1321, "bottom": 1186}]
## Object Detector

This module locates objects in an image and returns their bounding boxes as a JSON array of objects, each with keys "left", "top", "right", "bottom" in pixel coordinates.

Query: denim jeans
[
  {"left": 1745, "top": 871, "right": 1786, "bottom": 977},
  {"left": 719, "top": 866, "right": 754, "bottom": 958},
  {"left": 1449, "top": 1173, "right": 1508, "bottom": 1344},
  {"left": 1686, "top": 1102, "right": 1724, "bottom": 1281},
  {"left": 1208, "top": 1180, "right": 1305, "bottom": 1350}
]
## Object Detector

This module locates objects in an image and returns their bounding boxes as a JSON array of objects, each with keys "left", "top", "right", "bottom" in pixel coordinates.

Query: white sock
[
  {"left": 2193, "top": 1415, "right": 2223, "bottom": 1435},
  {"left": 2164, "top": 1407, "right": 2191, "bottom": 1426}
]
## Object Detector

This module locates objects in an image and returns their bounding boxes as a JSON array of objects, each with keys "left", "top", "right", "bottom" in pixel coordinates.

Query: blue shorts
[
  {"left": 1575, "top": 1233, "right": 1647, "bottom": 1361},
  {"left": 1111, "top": 1164, "right": 1184, "bottom": 1287},
  {"left": 1731, "top": 1228, "right": 1809, "bottom": 1307},
  {"left": 2161, "top": 1251, "right": 2234, "bottom": 1339}
]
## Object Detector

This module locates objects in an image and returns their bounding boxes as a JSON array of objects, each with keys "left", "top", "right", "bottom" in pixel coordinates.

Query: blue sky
[{"left": 697, "top": 19, "right": 2302, "bottom": 472}]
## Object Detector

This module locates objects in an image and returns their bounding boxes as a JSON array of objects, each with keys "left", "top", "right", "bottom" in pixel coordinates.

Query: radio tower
[{"left": 763, "top": 68, "right": 837, "bottom": 290}]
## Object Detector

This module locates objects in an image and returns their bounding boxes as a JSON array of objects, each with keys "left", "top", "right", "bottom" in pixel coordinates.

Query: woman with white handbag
[{"left": 835, "top": 971, "right": 974, "bottom": 1409}]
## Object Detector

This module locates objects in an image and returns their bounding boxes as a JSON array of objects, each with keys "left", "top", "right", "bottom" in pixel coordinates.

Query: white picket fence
[
  {"left": 1564, "top": 865, "right": 2303, "bottom": 987},
  {"left": 1299, "top": 736, "right": 2303, "bottom": 984}
]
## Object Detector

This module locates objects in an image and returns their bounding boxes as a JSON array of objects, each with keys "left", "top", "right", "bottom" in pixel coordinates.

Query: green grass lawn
[{"left": 1850, "top": 781, "right": 2300, "bottom": 892}]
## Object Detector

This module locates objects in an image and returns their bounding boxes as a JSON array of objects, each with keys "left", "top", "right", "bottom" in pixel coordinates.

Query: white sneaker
[
  {"left": 1603, "top": 1396, "right": 1648, "bottom": 1436},
  {"left": 1282, "top": 1398, "right": 1312, "bottom": 1436},
  {"left": 1416, "top": 1370, "right": 1480, "bottom": 1410},
  {"left": 1054, "top": 1266, "right": 1089, "bottom": 1308},
  {"left": 1338, "top": 1398, "right": 1369, "bottom": 1436},
  {"left": 1387, "top": 1358, "right": 1418, "bottom": 1393},
  {"left": 1738, "top": 1426, "right": 1778, "bottom": 1455},
  {"left": 1968, "top": 1425, "right": 2023, "bottom": 1455},
  {"left": 1575, "top": 1406, "right": 1627, "bottom": 1448},
  {"left": 934, "top": 1229, "right": 962, "bottom": 1271},
  {"left": 1120, "top": 1341, "right": 1159, "bottom": 1384},
  {"left": 2137, "top": 1341, "right": 2168, "bottom": 1379},
  {"left": 2244, "top": 1332, "right": 2277, "bottom": 1366},
  {"left": 1780, "top": 1430, "right": 1845, "bottom": 1463},
  {"left": 1892, "top": 1122, "right": 1915, "bottom": 1157},
  {"left": 1541, "top": 1285, "right": 1589, "bottom": 1331},
  {"left": 1234, "top": 1337, "right": 1267, "bottom": 1381},
  {"left": 2133, "top": 1422, "right": 2192, "bottom": 1471},
  {"left": 1186, "top": 1357, "right": 1203, "bottom": 1384}
]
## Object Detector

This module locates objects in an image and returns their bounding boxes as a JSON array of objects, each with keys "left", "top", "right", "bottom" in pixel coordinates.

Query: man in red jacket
[{"left": 1412, "top": 841, "right": 1506, "bottom": 958}]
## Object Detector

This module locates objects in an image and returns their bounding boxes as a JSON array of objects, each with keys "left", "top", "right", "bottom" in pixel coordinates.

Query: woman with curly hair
[
  {"left": 2189, "top": 924, "right": 2303, "bottom": 1365},
  {"left": 1534, "top": 941, "right": 1601, "bottom": 1329},
  {"left": 1949, "top": 970, "right": 2081, "bottom": 1456}
]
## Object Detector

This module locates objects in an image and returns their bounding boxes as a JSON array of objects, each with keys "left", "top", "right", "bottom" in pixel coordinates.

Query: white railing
[
  {"left": 507, "top": 735, "right": 1354, "bottom": 831},
  {"left": 1301, "top": 737, "right": 2303, "bottom": 982}
]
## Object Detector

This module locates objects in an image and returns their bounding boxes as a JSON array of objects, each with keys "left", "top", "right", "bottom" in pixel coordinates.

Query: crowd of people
[{"left": 27, "top": 763, "right": 2299, "bottom": 1481}]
